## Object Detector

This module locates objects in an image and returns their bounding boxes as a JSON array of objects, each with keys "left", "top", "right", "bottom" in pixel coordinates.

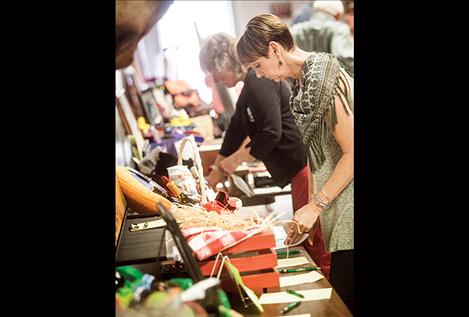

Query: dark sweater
[{"left": 219, "top": 69, "right": 307, "bottom": 188}]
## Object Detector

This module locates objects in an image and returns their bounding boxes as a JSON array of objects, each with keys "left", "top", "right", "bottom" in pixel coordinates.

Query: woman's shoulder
[
  {"left": 302, "top": 52, "right": 340, "bottom": 84},
  {"left": 304, "top": 52, "right": 336, "bottom": 70}
]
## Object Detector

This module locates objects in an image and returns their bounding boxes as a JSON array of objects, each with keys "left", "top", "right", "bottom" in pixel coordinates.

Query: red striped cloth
[{"left": 181, "top": 225, "right": 262, "bottom": 260}]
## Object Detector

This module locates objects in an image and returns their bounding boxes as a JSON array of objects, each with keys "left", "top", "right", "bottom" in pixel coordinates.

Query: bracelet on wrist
[
  {"left": 318, "top": 190, "right": 330, "bottom": 204},
  {"left": 313, "top": 193, "right": 329, "bottom": 210}
]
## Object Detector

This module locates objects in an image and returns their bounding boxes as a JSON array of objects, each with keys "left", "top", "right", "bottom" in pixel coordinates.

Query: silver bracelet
[{"left": 313, "top": 194, "right": 329, "bottom": 210}]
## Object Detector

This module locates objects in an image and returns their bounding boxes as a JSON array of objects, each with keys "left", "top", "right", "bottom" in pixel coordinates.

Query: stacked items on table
[
  {"left": 115, "top": 265, "right": 234, "bottom": 317},
  {"left": 116, "top": 73, "right": 217, "bottom": 163},
  {"left": 117, "top": 135, "right": 281, "bottom": 313}
]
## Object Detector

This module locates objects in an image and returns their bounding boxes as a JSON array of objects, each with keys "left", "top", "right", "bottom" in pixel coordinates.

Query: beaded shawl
[{"left": 290, "top": 52, "right": 351, "bottom": 172}]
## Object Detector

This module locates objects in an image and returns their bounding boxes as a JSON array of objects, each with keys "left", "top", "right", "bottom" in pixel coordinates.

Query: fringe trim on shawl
[{"left": 295, "top": 53, "right": 352, "bottom": 173}]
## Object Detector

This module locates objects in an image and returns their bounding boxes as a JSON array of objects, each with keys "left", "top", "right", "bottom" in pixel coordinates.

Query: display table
[
  {"left": 116, "top": 213, "right": 351, "bottom": 317},
  {"left": 229, "top": 245, "right": 352, "bottom": 316}
]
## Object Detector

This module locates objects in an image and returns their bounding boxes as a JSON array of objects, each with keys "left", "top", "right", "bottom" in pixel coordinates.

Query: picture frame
[{"left": 139, "top": 87, "right": 163, "bottom": 125}]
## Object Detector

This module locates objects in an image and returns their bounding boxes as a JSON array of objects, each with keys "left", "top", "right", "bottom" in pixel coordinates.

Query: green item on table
[
  {"left": 169, "top": 277, "right": 193, "bottom": 291},
  {"left": 279, "top": 267, "right": 321, "bottom": 273},
  {"left": 281, "top": 301, "right": 301, "bottom": 315},
  {"left": 116, "top": 266, "right": 144, "bottom": 282},
  {"left": 116, "top": 288, "right": 135, "bottom": 309},
  {"left": 275, "top": 249, "right": 302, "bottom": 256},
  {"left": 218, "top": 289, "right": 231, "bottom": 317},
  {"left": 286, "top": 289, "right": 304, "bottom": 298}
]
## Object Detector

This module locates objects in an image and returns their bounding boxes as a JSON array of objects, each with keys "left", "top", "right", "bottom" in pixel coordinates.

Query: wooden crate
[
  {"left": 198, "top": 230, "right": 279, "bottom": 295},
  {"left": 220, "top": 268, "right": 279, "bottom": 295}
]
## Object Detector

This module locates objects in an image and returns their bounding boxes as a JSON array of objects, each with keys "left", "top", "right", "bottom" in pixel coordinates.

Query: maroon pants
[{"left": 291, "top": 166, "right": 331, "bottom": 279}]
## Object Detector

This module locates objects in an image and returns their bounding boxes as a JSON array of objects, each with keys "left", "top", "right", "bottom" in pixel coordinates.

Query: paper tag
[
  {"left": 273, "top": 226, "right": 288, "bottom": 249},
  {"left": 259, "top": 288, "right": 332, "bottom": 304},
  {"left": 242, "top": 285, "right": 264, "bottom": 313},
  {"left": 277, "top": 257, "right": 309, "bottom": 268},
  {"left": 225, "top": 261, "right": 243, "bottom": 286},
  {"left": 279, "top": 271, "right": 324, "bottom": 287}
]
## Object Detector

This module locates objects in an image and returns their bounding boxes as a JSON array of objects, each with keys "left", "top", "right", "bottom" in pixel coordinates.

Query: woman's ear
[{"left": 269, "top": 41, "right": 281, "bottom": 58}]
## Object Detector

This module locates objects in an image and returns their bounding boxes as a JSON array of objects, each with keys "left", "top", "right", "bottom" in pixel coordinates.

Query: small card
[
  {"left": 279, "top": 271, "right": 324, "bottom": 287},
  {"left": 225, "top": 260, "right": 264, "bottom": 313},
  {"left": 273, "top": 225, "right": 288, "bottom": 249},
  {"left": 277, "top": 256, "right": 309, "bottom": 268},
  {"left": 259, "top": 288, "right": 332, "bottom": 304}
]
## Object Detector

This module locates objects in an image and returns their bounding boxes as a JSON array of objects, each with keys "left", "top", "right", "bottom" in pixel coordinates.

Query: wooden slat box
[{"left": 198, "top": 230, "right": 279, "bottom": 294}]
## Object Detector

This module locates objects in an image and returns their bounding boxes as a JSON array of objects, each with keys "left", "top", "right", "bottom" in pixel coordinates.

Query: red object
[
  {"left": 202, "top": 201, "right": 225, "bottom": 214},
  {"left": 220, "top": 269, "right": 280, "bottom": 295},
  {"left": 197, "top": 231, "right": 279, "bottom": 295},
  {"left": 160, "top": 176, "right": 176, "bottom": 197},
  {"left": 222, "top": 230, "right": 275, "bottom": 255},
  {"left": 202, "top": 190, "right": 237, "bottom": 214},
  {"left": 160, "top": 176, "right": 170, "bottom": 186},
  {"left": 184, "top": 130, "right": 201, "bottom": 136},
  {"left": 215, "top": 190, "right": 236, "bottom": 211},
  {"left": 181, "top": 225, "right": 264, "bottom": 261},
  {"left": 291, "top": 166, "right": 331, "bottom": 279}
]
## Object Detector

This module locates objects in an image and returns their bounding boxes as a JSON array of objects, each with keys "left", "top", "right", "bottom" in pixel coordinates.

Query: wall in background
[{"left": 231, "top": 1, "right": 309, "bottom": 37}]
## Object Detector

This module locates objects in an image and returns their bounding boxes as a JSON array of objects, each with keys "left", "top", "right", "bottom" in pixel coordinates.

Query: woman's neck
[{"left": 285, "top": 47, "right": 311, "bottom": 80}]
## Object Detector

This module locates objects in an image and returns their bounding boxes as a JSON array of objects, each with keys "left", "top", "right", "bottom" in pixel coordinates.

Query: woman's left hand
[
  {"left": 219, "top": 154, "right": 240, "bottom": 175},
  {"left": 285, "top": 202, "right": 321, "bottom": 246}
]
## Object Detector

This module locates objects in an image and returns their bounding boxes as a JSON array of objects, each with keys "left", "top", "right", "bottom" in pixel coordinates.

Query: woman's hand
[{"left": 285, "top": 202, "right": 322, "bottom": 246}]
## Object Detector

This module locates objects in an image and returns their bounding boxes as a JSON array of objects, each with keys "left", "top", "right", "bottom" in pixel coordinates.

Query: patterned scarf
[{"left": 290, "top": 52, "right": 351, "bottom": 172}]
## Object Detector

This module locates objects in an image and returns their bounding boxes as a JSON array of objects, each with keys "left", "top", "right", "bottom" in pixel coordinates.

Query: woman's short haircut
[{"left": 237, "top": 14, "right": 294, "bottom": 65}]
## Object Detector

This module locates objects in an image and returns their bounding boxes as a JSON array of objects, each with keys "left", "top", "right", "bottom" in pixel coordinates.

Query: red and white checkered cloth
[{"left": 181, "top": 225, "right": 263, "bottom": 261}]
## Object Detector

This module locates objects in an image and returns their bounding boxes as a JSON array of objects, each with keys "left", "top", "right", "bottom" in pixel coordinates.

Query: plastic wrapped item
[{"left": 167, "top": 165, "right": 199, "bottom": 198}]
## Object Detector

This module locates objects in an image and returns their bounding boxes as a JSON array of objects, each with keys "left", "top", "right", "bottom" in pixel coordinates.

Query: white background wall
[
  {"left": 128, "top": 1, "right": 312, "bottom": 104},
  {"left": 231, "top": 1, "right": 310, "bottom": 37}
]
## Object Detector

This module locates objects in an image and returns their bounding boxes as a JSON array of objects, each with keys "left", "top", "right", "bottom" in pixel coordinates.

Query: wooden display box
[
  {"left": 198, "top": 230, "right": 280, "bottom": 294},
  {"left": 220, "top": 269, "right": 279, "bottom": 295}
]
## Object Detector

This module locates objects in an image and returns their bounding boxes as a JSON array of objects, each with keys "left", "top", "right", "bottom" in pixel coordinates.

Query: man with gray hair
[{"left": 291, "top": 0, "right": 354, "bottom": 75}]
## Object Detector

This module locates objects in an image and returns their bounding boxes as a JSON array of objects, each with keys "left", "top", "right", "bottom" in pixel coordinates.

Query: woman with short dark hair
[
  {"left": 237, "top": 14, "right": 354, "bottom": 313},
  {"left": 199, "top": 32, "right": 331, "bottom": 278}
]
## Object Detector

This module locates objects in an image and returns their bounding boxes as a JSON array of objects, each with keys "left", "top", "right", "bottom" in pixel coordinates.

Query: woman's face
[{"left": 250, "top": 47, "right": 287, "bottom": 82}]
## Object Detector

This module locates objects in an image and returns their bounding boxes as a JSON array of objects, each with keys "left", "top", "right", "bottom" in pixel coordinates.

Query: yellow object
[
  {"left": 137, "top": 116, "right": 151, "bottom": 132},
  {"left": 170, "top": 116, "right": 192, "bottom": 127}
]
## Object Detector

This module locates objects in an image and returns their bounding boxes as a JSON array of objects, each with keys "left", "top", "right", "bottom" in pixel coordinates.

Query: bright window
[{"left": 156, "top": 1, "right": 236, "bottom": 104}]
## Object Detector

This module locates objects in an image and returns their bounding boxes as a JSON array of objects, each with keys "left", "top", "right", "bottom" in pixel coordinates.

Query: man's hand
[
  {"left": 206, "top": 169, "right": 226, "bottom": 189},
  {"left": 219, "top": 145, "right": 255, "bottom": 175},
  {"left": 219, "top": 154, "right": 241, "bottom": 175}
]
